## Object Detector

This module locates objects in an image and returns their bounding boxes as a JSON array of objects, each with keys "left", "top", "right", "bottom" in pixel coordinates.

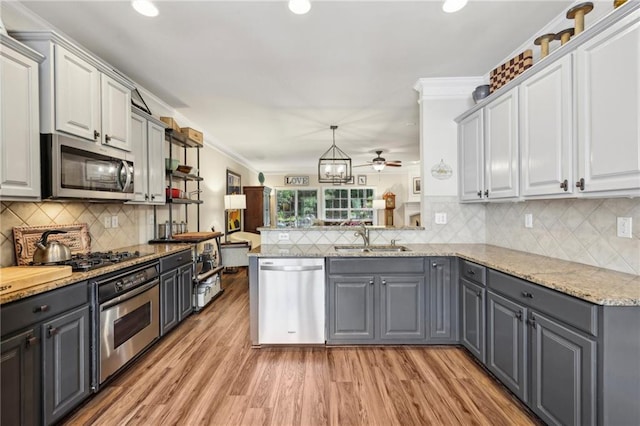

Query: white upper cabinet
[
  {"left": 147, "top": 120, "right": 166, "bottom": 203},
  {"left": 128, "top": 110, "right": 166, "bottom": 205},
  {"left": 54, "top": 44, "right": 100, "bottom": 142},
  {"left": 520, "top": 55, "right": 574, "bottom": 198},
  {"left": 101, "top": 74, "right": 132, "bottom": 151},
  {"left": 458, "top": 109, "right": 484, "bottom": 202},
  {"left": 0, "top": 36, "right": 43, "bottom": 200},
  {"left": 576, "top": 11, "right": 640, "bottom": 196},
  {"left": 484, "top": 88, "right": 519, "bottom": 200},
  {"left": 13, "top": 32, "right": 134, "bottom": 151}
]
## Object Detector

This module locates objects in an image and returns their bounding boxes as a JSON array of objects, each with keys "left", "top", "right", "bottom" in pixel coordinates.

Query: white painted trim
[{"left": 414, "top": 77, "right": 485, "bottom": 100}]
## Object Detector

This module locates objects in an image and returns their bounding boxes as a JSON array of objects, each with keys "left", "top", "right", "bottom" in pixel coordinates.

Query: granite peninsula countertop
[
  {"left": 250, "top": 243, "right": 640, "bottom": 306},
  {"left": 0, "top": 244, "right": 192, "bottom": 305}
]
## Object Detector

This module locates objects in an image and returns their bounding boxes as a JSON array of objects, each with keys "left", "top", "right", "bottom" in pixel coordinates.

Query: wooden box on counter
[{"left": 243, "top": 186, "right": 271, "bottom": 233}]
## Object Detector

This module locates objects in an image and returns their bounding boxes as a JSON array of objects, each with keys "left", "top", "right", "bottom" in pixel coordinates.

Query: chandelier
[{"left": 317, "top": 125, "right": 352, "bottom": 184}]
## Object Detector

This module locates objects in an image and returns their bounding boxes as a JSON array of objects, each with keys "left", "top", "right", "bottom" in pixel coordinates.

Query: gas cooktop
[{"left": 34, "top": 251, "right": 143, "bottom": 272}]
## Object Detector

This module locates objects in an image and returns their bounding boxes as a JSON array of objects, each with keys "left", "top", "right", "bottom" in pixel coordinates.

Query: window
[
  {"left": 324, "top": 188, "right": 375, "bottom": 223},
  {"left": 276, "top": 189, "right": 318, "bottom": 227}
]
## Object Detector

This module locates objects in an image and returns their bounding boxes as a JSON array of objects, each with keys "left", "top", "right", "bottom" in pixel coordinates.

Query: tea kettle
[{"left": 33, "top": 230, "right": 72, "bottom": 264}]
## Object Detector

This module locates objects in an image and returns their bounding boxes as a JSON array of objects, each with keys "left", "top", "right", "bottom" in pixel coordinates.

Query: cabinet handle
[
  {"left": 432, "top": 263, "right": 438, "bottom": 268},
  {"left": 484, "top": 189, "right": 489, "bottom": 198},
  {"left": 521, "top": 291, "right": 533, "bottom": 298},
  {"left": 33, "top": 304, "right": 49, "bottom": 313},
  {"left": 467, "top": 269, "right": 475, "bottom": 275},
  {"left": 576, "top": 178, "right": 585, "bottom": 191},
  {"left": 476, "top": 290, "right": 482, "bottom": 298},
  {"left": 477, "top": 191, "right": 482, "bottom": 198},
  {"left": 145, "top": 194, "right": 149, "bottom": 200},
  {"left": 516, "top": 310, "right": 523, "bottom": 321},
  {"left": 381, "top": 280, "right": 387, "bottom": 286},
  {"left": 151, "top": 195, "right": 155, "bottom": 200},
  {"left": 47, "top": 326, "right": 58, "bottom": 337},
  {"left": 527, "top": 316, "right": 537, "bottom": 328},
  {"left": 94, "top": 130, "right": 100, "bottom": 140},
  {"left": 560, "top": 179, "right": 568, "bottom": 191},
  {"left": 369, "top": 280, "right": 374, "bottom": 285},
  {"left": 26, "top": 335, "right": 38, "bottom": 348},
  {"left": 105, "top": 134, "right": 111, "bottom": 143}
]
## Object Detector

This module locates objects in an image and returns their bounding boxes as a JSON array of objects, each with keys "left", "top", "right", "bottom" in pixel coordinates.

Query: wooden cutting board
[{"left": 0, "top": 266, "right": 73, "bottom": 294}]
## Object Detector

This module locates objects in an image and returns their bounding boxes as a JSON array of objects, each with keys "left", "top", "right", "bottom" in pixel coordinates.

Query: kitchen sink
[{"left": 334, "top": 245, "right": 410, "bottom": 253}]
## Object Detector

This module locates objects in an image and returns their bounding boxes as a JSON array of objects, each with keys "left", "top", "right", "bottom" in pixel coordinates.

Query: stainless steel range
[
  {"left": 64, "top": 250, "right": 143, "bottom": 272},
  {"left": 93, "top": 260, "right": 160, "bottom": 385}
]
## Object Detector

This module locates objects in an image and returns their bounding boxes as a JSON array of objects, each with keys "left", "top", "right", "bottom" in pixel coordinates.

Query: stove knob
[{"left": 115, "top": 281, "right": 124, "bottom": 291}]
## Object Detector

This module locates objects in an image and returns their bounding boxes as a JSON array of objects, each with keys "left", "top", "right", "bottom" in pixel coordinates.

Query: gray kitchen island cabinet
[
  {"left": 42, "top": 305, "right": 91, "bottom": 426},
  {"left": 459, "top": 259, "right": 486, "bottom": 362},
  {"left": 327, "top": 257, "right": 437, "bottom": 344},
  {"left": 428, "top": 257, "right": 457, "bottom": 342}
]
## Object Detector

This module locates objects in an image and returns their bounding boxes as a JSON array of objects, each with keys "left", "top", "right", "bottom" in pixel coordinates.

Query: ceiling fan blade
[
  {"left": 386, "top": 160, "right": 402, "bottom": 164},
  {"left": 386, "top": 163, "right": 402, "bottom": 167},
  {"left": 353, "top": 164, "right": 372, "bottom": 168}
]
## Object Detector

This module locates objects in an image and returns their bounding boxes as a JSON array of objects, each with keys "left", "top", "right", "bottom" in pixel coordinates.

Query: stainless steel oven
[
  {"left": 96, "top": 262, "right": 159, "bottom": 384},
  {"left": 41, "top": 133, "right": 134, "bottom": 201}
]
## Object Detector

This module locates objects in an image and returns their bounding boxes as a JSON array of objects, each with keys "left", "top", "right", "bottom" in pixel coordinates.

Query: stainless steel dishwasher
[{"left": 258, "top": 258, "right": 325, "bottom": 344}]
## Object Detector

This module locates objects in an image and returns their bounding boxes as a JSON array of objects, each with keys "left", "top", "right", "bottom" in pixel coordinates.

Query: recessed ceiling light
[
  {"left": 442, "top": 0, "right": 468, "bottom": 13},
  {"left": 289, "top": 0, "right": 311, "bottom": 15},
  {"left": 132, "top": 0, "right": 159, "bottom": 17}
]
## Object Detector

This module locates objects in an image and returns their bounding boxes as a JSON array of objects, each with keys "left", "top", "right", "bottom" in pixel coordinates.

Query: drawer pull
[
  {"left": 521, "top": 292, "right": 533, "bottom": 298},
  {"left": 467, "top": 269, "right": 475, "bottom": 275},
  {"left": 369, "top": 280, "right": 374, "bottom": 286},
  {"left": 26, "top": 335, "right": 38, "bottom": 348},
  {"left": 527, "top": 316, "right": 537, "bottom": 328},
  {"left": 382, "top": 280, "right": 387, "bottom": 286},
  {"left": 33, "top": 305, "right": 49, "bottom": 313},
  {"left": 47, "top": 326, "right": 58, "bottom": 337},
  {"left": 516, "top": 311, "right": 523, "bottom": 321},
  {"left": 432, "top": 263, "right": 438, "bottom": 268}
]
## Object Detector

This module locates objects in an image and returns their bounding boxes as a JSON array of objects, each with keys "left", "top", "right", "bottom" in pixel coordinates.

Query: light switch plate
[
  {"left": 111, "top": 215, "right": 119, "bottom": 228},
  {"left": 617, "top": 217, "right": 632, "bottom": 238},
  {"left": 103, "top": 216, "right": 111, "bottom": 229}
]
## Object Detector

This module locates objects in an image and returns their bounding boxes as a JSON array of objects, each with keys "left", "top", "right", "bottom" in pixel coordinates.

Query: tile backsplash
[
  {"left": 1, "top": 201, "right": 150, "bottom": 267},
  {"left": 486, "top": 198, "right": 640, "bottom": 275}
]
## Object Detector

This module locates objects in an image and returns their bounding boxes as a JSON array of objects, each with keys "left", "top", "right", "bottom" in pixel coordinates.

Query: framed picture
[
  {"left": 226, "top": 169, "right": 242, "bottom": 234},
  {"left": 357, "top": 175, "right": 367, "bottom": 185},
  {"left": 412, "top": 177, "right": 421, "bottom": 195},
  {"left": 346, "top": 176, "right": 355, "bottom": 185}
]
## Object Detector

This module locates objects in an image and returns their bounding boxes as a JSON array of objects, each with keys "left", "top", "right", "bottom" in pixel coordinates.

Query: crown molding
[{"left": 414, "top": 77, "right": 485, "bottom": 100}]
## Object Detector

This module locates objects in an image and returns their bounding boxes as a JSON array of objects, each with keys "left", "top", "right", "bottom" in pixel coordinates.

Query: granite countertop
[
  {"left": 0, "top": 244, "right": 192, "bottom": 305},
  {"left": 250, "top": 243, "right": 640, "bottom": 306}
]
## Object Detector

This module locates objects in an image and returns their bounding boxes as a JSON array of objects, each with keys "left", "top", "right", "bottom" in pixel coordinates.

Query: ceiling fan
[{"left": 355, "top": 150, "right": 402, "bottom": 171}]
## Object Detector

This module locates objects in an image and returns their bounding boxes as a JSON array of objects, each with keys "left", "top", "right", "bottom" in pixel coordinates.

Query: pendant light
[
  {"left": 318, "top": 125, "right": 352, "bottom": 184},
  {"left": 442, "top": 0, "right": 468, "bottom": 13}
]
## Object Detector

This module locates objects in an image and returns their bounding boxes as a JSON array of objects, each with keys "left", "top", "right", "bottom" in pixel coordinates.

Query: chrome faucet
[{"left": 354, "top": 223, "right": 370, "bottom": 247}]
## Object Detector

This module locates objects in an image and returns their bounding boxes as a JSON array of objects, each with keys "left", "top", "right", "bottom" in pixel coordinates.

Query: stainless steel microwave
[{"left": 41, "top": 134, "right": 135, "bottom": 201}]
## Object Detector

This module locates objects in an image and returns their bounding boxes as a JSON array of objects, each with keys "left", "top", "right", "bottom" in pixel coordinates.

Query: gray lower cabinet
[
  {"left": 328, "top": 275, "right": 375, "bottom": 341},
  {"left": 327, "top": 257, "right": 428, "bottom": 344},
  {"left": 529, "top": 311, "right": 596, "bottom": 426},
  {"left": 160, "top": 250, "right": 194, "bottom": 335},
  {"left": 178, "top": 264, "right": 194, "bottom": 321},
  {"left": 1, "top": 328, "right": 40, "bottom": 426},
  {"left": 42, "top": 305, "right": 91, "bottom": 425},
  {"left": 486, "top": 290, "right": 527, "bottom": 401},
  {"left": 460, "top": 278, "right": 485, "bottom": 362},
  {"left": 379, "top": 275, "right": 426, "bottom": 340},
  {"left": 428, "top": 257, "right": 456, "bottom": 342},
  {"left": 160, "top": 270, "right": 179, "bottom": 335}
]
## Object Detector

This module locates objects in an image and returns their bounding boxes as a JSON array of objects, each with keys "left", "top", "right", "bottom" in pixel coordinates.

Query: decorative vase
[{"left": 258, "top": 172, "right": 265, "bottom": 185}]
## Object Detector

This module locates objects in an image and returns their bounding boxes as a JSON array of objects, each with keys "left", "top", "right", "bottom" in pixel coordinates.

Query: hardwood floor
[{"left": 64, "top": 271, "right": 540, "bottom": 426}]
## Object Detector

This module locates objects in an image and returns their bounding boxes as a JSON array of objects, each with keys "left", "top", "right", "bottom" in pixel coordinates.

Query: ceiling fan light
[
  {"left": 132, "top": 0, "right": 159, "bottom": 17},
  {"left": 442, "top": 0, "right": 468, "bottom": 13},
  {"left": 372, "top": 163, "right": 385, "bottom": 172},
  {"left": 289, "top": 0, "right": 311, "bottom": 15}
]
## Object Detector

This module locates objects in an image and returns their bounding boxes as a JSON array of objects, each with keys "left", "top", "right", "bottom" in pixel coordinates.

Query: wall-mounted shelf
[
  {"left": 168, "top": 171, "right": 203, "bottom": 181},
  {"left": 167, "top": 198, "right": 203, "bottom": 205}
]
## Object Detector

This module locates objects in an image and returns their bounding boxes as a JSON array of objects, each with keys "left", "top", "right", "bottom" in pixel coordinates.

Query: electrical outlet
[
  {"left": 524, "top": 213, "right": 533, "bottom": 228},
  {"left": 278, "top": 232, "right": 290, "bottom": 241},
  {"left": 435, "top": 212, "right": 447, "bottom": 225},
  {"left": 111, "top": 215, "right": 119, "bottom": 228},
  {"left": 617, "top": 217, "right": 632, "bottom": 238},
  {"left": 103, "top": 216, "right": 111, "bottom": 229}
]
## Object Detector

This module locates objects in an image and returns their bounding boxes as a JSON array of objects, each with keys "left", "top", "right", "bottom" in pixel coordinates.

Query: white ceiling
[{"left": 5, "top": 0, "right": 572, "bottom": 174}]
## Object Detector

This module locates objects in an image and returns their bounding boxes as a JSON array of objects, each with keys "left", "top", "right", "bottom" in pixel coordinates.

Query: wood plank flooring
[{"left": 64, "top": 271, "right": 540, "bottom": 426}]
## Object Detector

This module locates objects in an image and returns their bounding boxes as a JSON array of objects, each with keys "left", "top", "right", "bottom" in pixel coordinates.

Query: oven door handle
[{"left": 100, "top": 279, "right": 159, "bottom": 310}]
